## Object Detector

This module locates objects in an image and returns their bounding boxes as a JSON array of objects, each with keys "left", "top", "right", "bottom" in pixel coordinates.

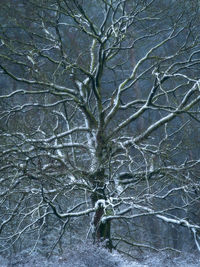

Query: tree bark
[{"left": 91, "top": 186, "right": 113, "bottom": 251}]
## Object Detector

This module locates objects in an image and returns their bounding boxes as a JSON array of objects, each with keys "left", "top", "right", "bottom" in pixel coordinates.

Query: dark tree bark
[{"left": 91, "top": 188, "right": 113, "bottom": 251}]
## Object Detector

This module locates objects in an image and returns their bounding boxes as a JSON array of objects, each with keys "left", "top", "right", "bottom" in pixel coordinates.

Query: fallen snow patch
[{"left": 3, "top": 245, "right": 200, "bottom": 267}]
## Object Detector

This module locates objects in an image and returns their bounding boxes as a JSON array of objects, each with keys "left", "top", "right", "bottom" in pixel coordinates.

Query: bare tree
[{"left": 0, "top": 0, "right": 200, "bottom": 256}]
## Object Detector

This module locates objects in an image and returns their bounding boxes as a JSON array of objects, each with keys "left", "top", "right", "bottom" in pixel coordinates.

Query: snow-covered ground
[{"left": 1, "top": 245, "right": 200, "bottom": 266}]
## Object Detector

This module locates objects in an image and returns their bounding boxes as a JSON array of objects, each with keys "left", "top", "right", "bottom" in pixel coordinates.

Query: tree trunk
[{"left": 91, "top": 188, "right": 113, "bottom": 251}]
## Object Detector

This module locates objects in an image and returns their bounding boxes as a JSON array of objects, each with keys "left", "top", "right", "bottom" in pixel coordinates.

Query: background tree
[{"left": 0, "top": 0, "right": 200, "bottom": 258}]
